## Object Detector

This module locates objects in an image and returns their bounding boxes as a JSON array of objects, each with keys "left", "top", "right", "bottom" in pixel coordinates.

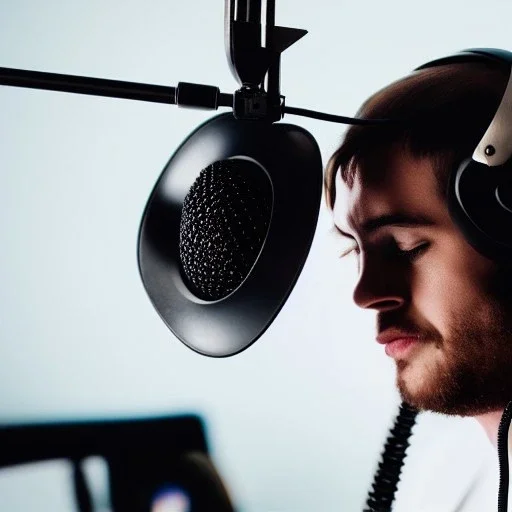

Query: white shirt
[{"left": 390, "top": 412, "right": 508, "bottom": 512}]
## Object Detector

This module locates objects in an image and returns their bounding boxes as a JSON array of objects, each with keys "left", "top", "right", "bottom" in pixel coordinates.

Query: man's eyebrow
[{"left": 333, "top": 213, "right": 436, "bottom": 239}]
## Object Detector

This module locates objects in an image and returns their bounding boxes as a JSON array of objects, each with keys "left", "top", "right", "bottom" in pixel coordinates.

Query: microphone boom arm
[
  {"left": 0, "top": 67, "right": 393, "bottom": 125},
  {"left": 0, "top": 66, "right": 178, "bottom": 104},
  {"left": 0, "top": 66, "right": 234, "bottom": 108}
]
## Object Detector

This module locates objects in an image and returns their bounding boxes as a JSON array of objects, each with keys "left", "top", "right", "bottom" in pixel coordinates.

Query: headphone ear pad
[{"left": 447, "top": 158, "right": 512, "bottom": 263}]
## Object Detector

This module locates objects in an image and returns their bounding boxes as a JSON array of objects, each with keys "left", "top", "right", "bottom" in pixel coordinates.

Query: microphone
[
  {"left": 137, "top": 112, "right": 323, "bottom": 357},
  {"left": 0, "top": 0, "right": 392, "bottom": 357},
  {"left": 179, "top": 158, "right": 273, "bottom": 302},
  {"left": 138, "top": 0, "right": 325, "bottom": 357}
]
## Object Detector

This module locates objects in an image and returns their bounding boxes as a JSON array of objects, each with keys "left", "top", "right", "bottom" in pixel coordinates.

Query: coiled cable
[
  {"left": 497, "top": 400, "right": 512, "bottom": 512},
  {"left": 364, "top": 402, "right": 419, "bottom": 512}
]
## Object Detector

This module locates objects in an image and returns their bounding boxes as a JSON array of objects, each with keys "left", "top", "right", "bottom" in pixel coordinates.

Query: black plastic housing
[{"left": 138, "top": 113, "right": 322, "bottom": 357}]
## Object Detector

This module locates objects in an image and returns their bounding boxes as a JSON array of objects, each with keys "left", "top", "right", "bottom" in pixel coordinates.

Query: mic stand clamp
[
  {"left": 225, "top": 0, "right": 306, "bottom": 122},
  {"left": 232, "top": 85, "right": 284, "bottom": 122}
]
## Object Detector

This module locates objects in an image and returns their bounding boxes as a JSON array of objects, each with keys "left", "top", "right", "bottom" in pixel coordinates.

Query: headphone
[{"left": 417, "top": 48, "right": 512, "bottom": 264}]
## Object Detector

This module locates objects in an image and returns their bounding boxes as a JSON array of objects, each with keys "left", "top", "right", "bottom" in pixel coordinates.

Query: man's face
[{"left": 332, "top": 149, "right": 512, "bottom": 416}]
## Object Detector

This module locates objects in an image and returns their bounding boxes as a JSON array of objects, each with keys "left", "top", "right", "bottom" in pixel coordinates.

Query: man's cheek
[{"left": 413, "top": 278, "right": 446, "bottom": 323}]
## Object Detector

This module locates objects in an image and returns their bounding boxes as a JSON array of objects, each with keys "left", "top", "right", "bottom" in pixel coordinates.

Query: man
[{"left": 325, "top": 60, "right": 512, "bottom": 509}]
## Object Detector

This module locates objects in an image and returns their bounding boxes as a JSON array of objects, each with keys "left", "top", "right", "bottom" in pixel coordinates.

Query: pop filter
[{"left": 138, "top": 113, "right": 322, "bottom": 357}]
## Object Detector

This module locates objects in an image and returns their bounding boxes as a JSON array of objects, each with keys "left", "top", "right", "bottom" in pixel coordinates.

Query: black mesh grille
[{"left": 179, "top": 159, "right": 273, "bottom": 301}]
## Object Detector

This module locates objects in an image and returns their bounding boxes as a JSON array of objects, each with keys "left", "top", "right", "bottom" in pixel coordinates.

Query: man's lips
[
  {"left": 383, "top": 338, "right": 419, "bottom": 357},
  {"left": 376, "top": 329, "right": 420, "bottom": 344},
  {"left": 376, "top": 330, "right": 421, "bottom": 358}
]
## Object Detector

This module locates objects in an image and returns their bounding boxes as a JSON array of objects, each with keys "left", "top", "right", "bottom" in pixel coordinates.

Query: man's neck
[{"left": 474, "top": 409, "right": 506, "bottom": 448}]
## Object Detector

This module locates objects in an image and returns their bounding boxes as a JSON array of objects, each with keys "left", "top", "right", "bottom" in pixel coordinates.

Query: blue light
[{"left": 151, "top": 486, "right": 191, "bottom": 512}]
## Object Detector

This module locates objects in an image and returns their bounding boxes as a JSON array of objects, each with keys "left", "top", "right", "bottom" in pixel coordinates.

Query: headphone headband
[
  {"left": 413, "top": 47, "right": 512, "bottom": 263},
  {"left": 416, "top": 48, "right": 512, "bottom": 71},
  {"left": 417, "top": 48, "right": 512, "bottom": 167}
]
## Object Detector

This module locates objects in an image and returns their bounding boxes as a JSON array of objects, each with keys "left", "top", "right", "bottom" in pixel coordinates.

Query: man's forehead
[
  {"left": 333, "top": 168, "right": 382, "bottom": 231},
  {"left": 332, "top": 151, "right": 447, "bottom": 234}
]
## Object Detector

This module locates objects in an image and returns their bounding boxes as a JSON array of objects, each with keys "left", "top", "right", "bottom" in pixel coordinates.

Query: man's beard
[{"left": 388, "top": 273, "right": 512, "bottom": 416}]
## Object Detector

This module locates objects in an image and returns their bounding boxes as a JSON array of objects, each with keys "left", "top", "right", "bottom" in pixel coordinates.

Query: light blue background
[{"left": 0, "top": 1, "right": 511, "bottom": 510}]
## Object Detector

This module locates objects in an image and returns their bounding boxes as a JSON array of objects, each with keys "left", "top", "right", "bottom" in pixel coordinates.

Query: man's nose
[{"left": 352, "top": 258, "right": 407, "bottom": 311}]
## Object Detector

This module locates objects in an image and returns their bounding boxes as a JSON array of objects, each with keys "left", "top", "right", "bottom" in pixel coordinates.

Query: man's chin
[
  {"left": 395, "top": 361, "right": 463, "bottom": 414},
  {"left": 396, "top": 367, "right": 509, "bottom": 416}
]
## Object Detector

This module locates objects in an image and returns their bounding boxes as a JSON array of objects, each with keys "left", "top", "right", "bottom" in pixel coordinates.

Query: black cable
[
  {"left": 497, "top": 401, "right": 512, "bottom": 512},
  {"left": 364, "top": 402, "right": 419, "bottom": 512},
  {"left": 283, "top": 106, "right": 395, "bottom": 126}
]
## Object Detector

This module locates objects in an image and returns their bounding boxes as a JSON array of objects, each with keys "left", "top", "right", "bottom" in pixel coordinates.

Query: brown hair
[{"left": 325, "top": 61, "right": 510, "bottom": 209}]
